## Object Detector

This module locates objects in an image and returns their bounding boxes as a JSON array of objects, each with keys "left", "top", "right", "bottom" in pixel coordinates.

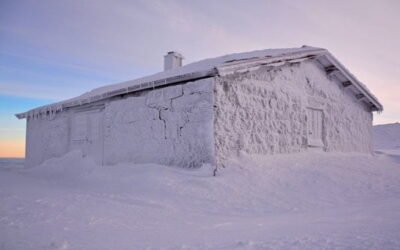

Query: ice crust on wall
[
  {"left": 103, "top": 78, "right": 215, "bottom": 167},
  {"left": 26, "top": 113, "right": 70, "bottom": 167},
  {"left": 25, "top": 79, "right": 215, "bottom": 168},
  {"left": 214, "top": 61, "right": 373, "bottom": 164},
  {"left": 24, "top": 60, "right": 374, "bottom": 168}
]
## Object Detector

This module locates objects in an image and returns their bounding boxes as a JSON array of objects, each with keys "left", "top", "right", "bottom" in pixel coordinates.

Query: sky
[{"left": 0, "top": 0, "right": 399, "bottom": 158}]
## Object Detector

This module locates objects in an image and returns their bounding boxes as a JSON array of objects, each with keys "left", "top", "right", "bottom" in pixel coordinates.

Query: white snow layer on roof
[
  {"left": 17, "top": 46, "right": 382, "bottom": 117},
  {"left": 77, "top": 46, "right": 321, "bottom": 99}
]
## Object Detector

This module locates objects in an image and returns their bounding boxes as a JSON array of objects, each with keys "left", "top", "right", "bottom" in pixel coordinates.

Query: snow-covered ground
[
  {"left": 1, "top": 124, "right": 400, "bottom": 249},
  {"left": 374, "top": 122, "right": 400, "bottom": 150}
]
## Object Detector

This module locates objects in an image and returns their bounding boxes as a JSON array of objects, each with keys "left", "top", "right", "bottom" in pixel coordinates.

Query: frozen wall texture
[
  {"left": 25, "top": 78, "right": 215, "bottom": 168},
  {"left": 214, "top": 61, "right": 373, "bottom": 165},
  {"left": 25, "top": 60, "right": 373, "bottom": 168},
  {"left": 103, "top": 78, "right": 215, "bottom": 167},
  {"left": 26, "top": 113, "right": 70, "bottom": 167}
]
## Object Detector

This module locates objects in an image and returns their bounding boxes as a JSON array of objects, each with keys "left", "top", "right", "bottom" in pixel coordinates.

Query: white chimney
[{"left": 164, "top": 51, "right": 183, "bottom": 71}]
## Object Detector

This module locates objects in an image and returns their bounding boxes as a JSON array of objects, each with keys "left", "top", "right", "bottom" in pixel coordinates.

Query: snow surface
[
  {"left": 1, "top": 125, "right": 400, "bottom": 249},
  {"left": 373, "top": 122, "right": 400, "bottom": 150}
]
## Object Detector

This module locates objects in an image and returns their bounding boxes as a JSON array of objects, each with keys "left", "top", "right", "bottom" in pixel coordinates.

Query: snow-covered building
[{"left": 16, "top": 46, "right": 383, "bottom": 168}]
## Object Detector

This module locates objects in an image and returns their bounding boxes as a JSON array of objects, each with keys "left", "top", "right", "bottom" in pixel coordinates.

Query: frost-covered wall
[
  {"left": 214, "top": 60, "right": 373, "bottom": 164},
  {"left": 25, "top": 59, "right": 373, "bottom": 168},
  {"left": 25, "top": 113, "right": 70, "bottom": 167},
  {"left": 103, "top": 78, "right": 215, "bottom": 167},
  {"left": 25, "top": 78, "right": 215, "bottom": 168}
]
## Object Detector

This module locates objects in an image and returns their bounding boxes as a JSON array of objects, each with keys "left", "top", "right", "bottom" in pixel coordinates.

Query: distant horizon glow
[
  {"left": 1, "top": 0, "right": 399, "bottom": 157},
  {"left": 0, "top": 139, "right": 24, "bottom": 158}
]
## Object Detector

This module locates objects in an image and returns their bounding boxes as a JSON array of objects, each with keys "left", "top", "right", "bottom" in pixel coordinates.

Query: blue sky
[
  {"left": 0, "top": 95, "right": 48, "bottom": 139},
  {"left": 0, "top": 0, "right": 399, "bottom": 157}
]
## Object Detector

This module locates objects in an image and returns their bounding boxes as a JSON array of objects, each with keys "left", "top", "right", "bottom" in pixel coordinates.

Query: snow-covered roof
[{"left": 16, "top": 46, "right": 383, "bottom": 119}]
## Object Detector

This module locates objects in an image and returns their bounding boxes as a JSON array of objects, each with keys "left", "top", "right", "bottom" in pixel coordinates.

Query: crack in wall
[
  {"left": 178, "top": 120, "right": 189, "bottom": 137},
  {"left": 169, "top": 92, "right": 184, "bottom": 112},
  {"left": 158, "top": 109, "right": 167, "bottom": 139},
  {"left": 143, "top": 103, "right": 168, "bottom": 140},
  {"left": 143, "top": 84, "right": 186, "bottom": 140}
]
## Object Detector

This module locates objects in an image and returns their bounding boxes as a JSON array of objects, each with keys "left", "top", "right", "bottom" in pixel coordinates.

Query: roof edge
[
  {"left": 216, "top": 49, "right": 383, "bottom": 112},
  {"left": 216, "top": 48, "right": 327, "bottom": 76},
  {"left": 323, "top": 53, "right": 383, "bottom": 111},
  {"left": 15, "top": 46, "right": 383, "bottom": 119},
  {"left": 15, "top": 69, "right": 218, "bottom": 119}
]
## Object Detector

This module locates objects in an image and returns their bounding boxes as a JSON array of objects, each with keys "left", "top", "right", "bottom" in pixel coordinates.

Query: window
[{"left": 307, "top": 108, "right": 324, "bottom": 147}]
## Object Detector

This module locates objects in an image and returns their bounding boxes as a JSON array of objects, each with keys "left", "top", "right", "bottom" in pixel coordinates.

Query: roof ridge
[{"left": 15, "top": 46, "right": 382, "bottom": 119}]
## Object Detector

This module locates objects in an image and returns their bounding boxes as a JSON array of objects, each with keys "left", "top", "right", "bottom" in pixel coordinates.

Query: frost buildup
[{"left": 17, "top": 47, "right": 383, "bottom": 168}]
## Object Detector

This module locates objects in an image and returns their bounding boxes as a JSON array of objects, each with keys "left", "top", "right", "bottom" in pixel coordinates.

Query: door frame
[{"left": 69, "top": 106, "right": 105, "bottom": 165}]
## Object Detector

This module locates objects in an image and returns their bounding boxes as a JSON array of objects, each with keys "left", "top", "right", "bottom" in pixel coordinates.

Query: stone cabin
[{"left": 16, "top": 46, "right": 383, "bottom": 168}]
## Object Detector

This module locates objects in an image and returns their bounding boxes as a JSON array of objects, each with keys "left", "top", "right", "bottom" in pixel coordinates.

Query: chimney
[{"left": 164, "top": 51, "right": 183, "bottom": 71}]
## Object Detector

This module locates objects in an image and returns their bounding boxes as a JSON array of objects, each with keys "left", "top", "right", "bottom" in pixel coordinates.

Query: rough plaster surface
[
  {"left": 214, "top": 61, "right": 373, "bottom": 165},
  {"left": 103, "top": 78, "right": 215, "bottom": 167}
]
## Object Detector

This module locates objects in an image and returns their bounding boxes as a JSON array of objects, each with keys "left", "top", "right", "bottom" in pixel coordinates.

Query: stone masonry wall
[{"left": 214, "top": 60, "right": 373, "bottom": 165}]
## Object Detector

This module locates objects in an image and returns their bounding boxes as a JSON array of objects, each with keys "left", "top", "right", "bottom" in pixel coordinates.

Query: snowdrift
[
  {"left": 373, "top": 122, "right": 400, "bottom": 150},
  {"left": 20, "top": 150, "right": 400, "bottom": 214},
  {"left": 1, "top": 148, "right": 400, "bottom": 249},
  {"left": 1, "top": 123, "right": 400, "bottom": 249}
]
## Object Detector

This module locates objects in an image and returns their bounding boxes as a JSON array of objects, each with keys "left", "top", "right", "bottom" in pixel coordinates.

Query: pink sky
[{"left": 0, "top": 0, "right": 399, "bottom": 157}]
